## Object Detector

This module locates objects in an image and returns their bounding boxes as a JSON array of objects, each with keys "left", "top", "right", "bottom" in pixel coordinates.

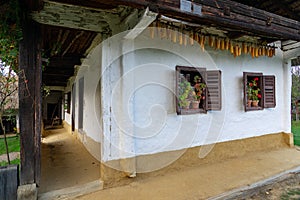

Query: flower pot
[
  {"left": 247, "top": 100, "right": 252, "bottom": 107},
  {"left": 183, "top": 101, "right": 191, "bottom": 109},
  {"left": 252, "top": 100, "right": 259, "bottom": 107},
  {"left": 191, "top": 101, "right": 199, "bottom": 109}
]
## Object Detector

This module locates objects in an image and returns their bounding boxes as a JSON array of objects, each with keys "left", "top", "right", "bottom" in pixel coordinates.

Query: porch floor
[
  {"left": 74, "top": 147, "right": 300, "bottom": 200},
  {"left": 39, "top": 128, "right": 100, "bottom": 194}
]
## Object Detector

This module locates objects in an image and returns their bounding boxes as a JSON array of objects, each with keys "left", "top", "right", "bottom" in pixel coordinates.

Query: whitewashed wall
[{"left": 67, "top": 31, "right": 291, "bottom": 162}]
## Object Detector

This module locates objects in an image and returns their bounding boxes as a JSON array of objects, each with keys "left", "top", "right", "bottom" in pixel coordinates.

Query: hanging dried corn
[
  {"left": 200, "top": 35, "right": 205, "bottom": 51},
  {"left": 184, "top": 33, "right": 188, "bottom": 46},
  {"left": 161, "top": 24, "right": 167, "bottom": 39},
  {"left": 230, "top": 42, "right": 234, "bottom": 54},
  {"left": 216, "top": 37, "right": 221, "bottom": 50},
  {"left": 150, "top": 26, "right": 155, "bottom": 39},
  {"left": 179, "top": 32, "right": 183, "bottom": 45},
  {"left": 209, "top": 36, "right": 214, "bottom": 47},
  {"left": 167, "top": 26, "right": 172, "bottom": 40},
  {"left": 172, "top": 30, "right": 177, "bottom": 43},
  {"left": 272, "top": 47, "right": 276, "bottom": 57},
  {"left": 156, "top": 21, "right": 161, "bottom": 36},
  {"left": 189, "top": 31, "right": 194, "bottom": 45},
  {"left": 262, "top": 46, "right": 266, "bottom": 56},
  {"left": 242, "top": 43, "right": 247, "bottom": 54},
  {"left": 221, "top": 38, "right": 225, "bottom": 50},
  {"left": 225, "top": 39, "right": 230, "bottom": 50}
]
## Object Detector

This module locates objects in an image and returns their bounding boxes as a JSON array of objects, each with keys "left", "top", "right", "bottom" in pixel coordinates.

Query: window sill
[
  {"left": 245, "top": 106, "right": 263, "bottom": 112},
  {"left": 177, "top": 108, "right": 207, "bottom": 115}
]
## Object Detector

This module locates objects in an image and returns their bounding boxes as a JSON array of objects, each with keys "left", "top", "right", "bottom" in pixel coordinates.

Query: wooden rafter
[{"left": 50, "top": 0, "right": 300, "bottom": 41}]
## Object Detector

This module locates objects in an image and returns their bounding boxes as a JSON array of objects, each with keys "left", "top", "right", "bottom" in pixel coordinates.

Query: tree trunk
[{"left": 0, "top": 114, "right": 10, "bottom": 164}]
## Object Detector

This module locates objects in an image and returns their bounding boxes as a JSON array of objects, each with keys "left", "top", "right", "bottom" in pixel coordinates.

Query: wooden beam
[
  {"left": 47, "top": 56, "right": 81, "bottom": 66},
  {"left": 22, "top": 0, "right": 43, "bottom": 11},
  {"left": 67, "top": 0, "right": 300, "bottom": 41},
  {"left": 31, "top": 0, "right": 118, "bottom": 32},
  {"left": 284, "top": 46, "right": 300, "bottom": 60},
  {"left": 43, "top": 68, "right": 74, "bottom": 74},
  {"left": 42, "top": 79, "right": 68, "bottom": 86},
  {"left": 19, "top": 18, "right": 42, "bottom": 185},
  {"left": 124, "top": 7, "right": 158, "bottom": 39}
]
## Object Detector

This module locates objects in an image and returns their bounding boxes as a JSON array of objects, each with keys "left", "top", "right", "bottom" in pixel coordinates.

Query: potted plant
[
  {"left": 193, "top": 75, "right": 206, "bottom": 107},
  {"left": 191, "top": 91, "right": 200, "bottom": 109},
  {"left": 247, "top": 77, "right": 262, "bottom": 107},
  {"left": 178, "top": 78, "right": 192, "bottom": 109}
]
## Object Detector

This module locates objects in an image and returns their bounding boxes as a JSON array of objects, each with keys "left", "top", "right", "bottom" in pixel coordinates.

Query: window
[
  {"left": 176, "top": 66, "right": 222, "bottom": 115},
  {"left": 78, "top": 77, "right": 84, "bottom": 130},
  {"left": 243, "top": 72, "right": 276, "bottom": 111},
  {"left": 64, "top": 92, "right": 71, "bottom": 114}
]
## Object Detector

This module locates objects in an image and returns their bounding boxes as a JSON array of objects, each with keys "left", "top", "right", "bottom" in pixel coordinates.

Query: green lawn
[
  {"left": 0, "top": 135, "right": 20, "bottom": 166},
  {"left": 0, "top": 158, "right": 20, "bottom": 167},
  {"left": 292, "top": 121, "right": 300, "bottom": 146},
  {"left": 0, "top": 135, "right": 20, "bottom": 155},
  {"left": 281, "top": 188, "right": 300, "bottom": 200}
]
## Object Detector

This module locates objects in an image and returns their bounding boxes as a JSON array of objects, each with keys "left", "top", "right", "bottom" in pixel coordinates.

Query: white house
[
  {"left": 62, "top": 24, "right": 293, "bottom": 187},
  {"left": 19, "top": 0, "right": 300, "bottom": 193}
]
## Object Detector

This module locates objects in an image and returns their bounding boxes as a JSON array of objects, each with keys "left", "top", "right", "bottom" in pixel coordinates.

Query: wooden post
[{"left": 19, "top": 16, "right": 42, "bottom": 185}]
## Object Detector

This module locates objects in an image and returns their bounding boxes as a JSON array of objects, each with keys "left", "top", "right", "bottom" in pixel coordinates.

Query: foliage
[
  {"left": 247, "top": 77, "right": 262, "bottom": 101},
  {"left": 292, "top": 66, "right": 300, "bottom": 108},
  {"left": 0, "top": 62, "right": 18, "bottom": 164},
  {"left": 0, "top": 0, "right": 22, "bottom": 72},
  {"left": 193, "top": 75, "right": 206, "bottom": 101},
  {"left": 280, "top": 188, "right": 300, "bottom": 200},
  {"left": 178, "top": 77, "right": 192, "bottom": 108},
  {"left": 0, "top": 158, "right": 20, "bottom": 167},
  {"left": 0, "top": 0, "right": 22, "bottom": 165},
  {"left": 292, "top": 120, "right": 300, "bottom": 146}
]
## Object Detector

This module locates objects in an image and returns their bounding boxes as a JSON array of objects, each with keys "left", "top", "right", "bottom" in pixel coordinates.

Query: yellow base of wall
[{"left": 101, "top": 132, "right": 293, "bottom": 188}]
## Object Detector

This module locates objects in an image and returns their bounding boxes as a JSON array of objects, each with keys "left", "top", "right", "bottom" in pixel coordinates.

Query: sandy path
[
  {"left": 39, "top": 128, "right": 100, "bottom": 194},
  {"left": 0, "top": 152, "right": 20, "bottom": 162},
  {"left": 74, "top": 148, "right": 300, "bottom": 200}
]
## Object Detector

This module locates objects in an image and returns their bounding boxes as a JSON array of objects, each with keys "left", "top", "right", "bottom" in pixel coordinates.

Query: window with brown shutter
[
  {"left": 263, "top": 76, "right": 276, "bottom": 108},
  {"left": 243, "top": 72, "right": 276, "bottom": 111},
  {"left": 176, "top": 66, "right": 222, "bottom": 115},
  {"left": 206, "top": 70, "right": 222, "bottom": 111}
]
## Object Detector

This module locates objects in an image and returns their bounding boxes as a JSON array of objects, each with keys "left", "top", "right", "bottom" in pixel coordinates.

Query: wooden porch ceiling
[{"left": 29, "top": 0, "right": 300, "bottom": 86}]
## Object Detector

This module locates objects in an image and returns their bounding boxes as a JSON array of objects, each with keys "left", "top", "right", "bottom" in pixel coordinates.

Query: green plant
[
  {"left": 194, "top": 75, "right": 206, "bottom": 101},
  {"left": 247, "top": 77, "right": 261, "bottom": 101},
  {"left": 178, "top": 78, "right": 192, "bottom": 108},
  {"left": 0, "top": 135, "right": 20, "bottom": 155},
  {"left": 0, "top": 0, "right": 22, "bottom": 72}
]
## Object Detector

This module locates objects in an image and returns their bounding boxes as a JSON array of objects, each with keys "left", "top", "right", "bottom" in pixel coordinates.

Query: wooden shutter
[
  {"left": 263, "top": 75, "right": 276, "bottom": 108},
  {"left": 206, "top": 70, "right": 222, "bottom": 110}
]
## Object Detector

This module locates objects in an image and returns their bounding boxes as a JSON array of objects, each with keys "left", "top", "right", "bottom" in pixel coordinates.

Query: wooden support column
[{"left": 19, "top": 16, "right": 42, "bottom": 186}]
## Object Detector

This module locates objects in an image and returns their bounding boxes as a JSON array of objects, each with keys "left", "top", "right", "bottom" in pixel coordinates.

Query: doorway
[{"left": 72, "top": 83, "right": 76, "bottom": 132}]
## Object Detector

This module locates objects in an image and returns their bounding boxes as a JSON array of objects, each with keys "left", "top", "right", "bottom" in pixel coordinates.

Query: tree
[
  {"left": 292, "top": 66, "right": 300, "bottom": 121},
  {"left": 0, "top": 0, "right": 21, "bottom": 164},
  {"left": 0, "top": 62, "right": 18, "bottom": 164}
]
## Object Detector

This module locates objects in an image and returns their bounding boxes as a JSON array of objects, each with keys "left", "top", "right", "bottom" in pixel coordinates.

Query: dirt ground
[
  {"left": 38, "top": 128, "right": 300, "bottom": 200},
  {"left": 0, "top": 152, "right": 19, "bottom": 162},
  {"left": 39, "top": 128, "right": 100, "bottom": 194},
  {"left": 73, "top": 148, "right": 300, "bottom": 200},
  {"left": 243, "top": 177, "right": 300, "bottom": 200}
]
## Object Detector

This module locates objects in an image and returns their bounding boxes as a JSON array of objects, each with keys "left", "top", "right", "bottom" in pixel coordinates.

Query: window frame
[
  {"left": 243, "top": 72, "right": 276, "bottom": 112},
  {"left": 176, "top": 66, "right": 222, "bottom": 115},
  {"left": 65, "top": 92, "right": 71, "bottom": 114}
]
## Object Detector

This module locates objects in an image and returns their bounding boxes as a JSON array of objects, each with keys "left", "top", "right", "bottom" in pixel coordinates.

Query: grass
[
  {"left": 0, "top": 158, "right": 20, "bottom": 167},
  {"left": 0, "top": 135, "right": 20, "bottom": 166},
  {"left": 0, "top": 135, "right": 20, "bottom": 155},
  {"left": 292, "top": 121, "right": 300, "bottom": 146},
  {"left": 281, "top": 188, "right": 300, "bottom": 200}
]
